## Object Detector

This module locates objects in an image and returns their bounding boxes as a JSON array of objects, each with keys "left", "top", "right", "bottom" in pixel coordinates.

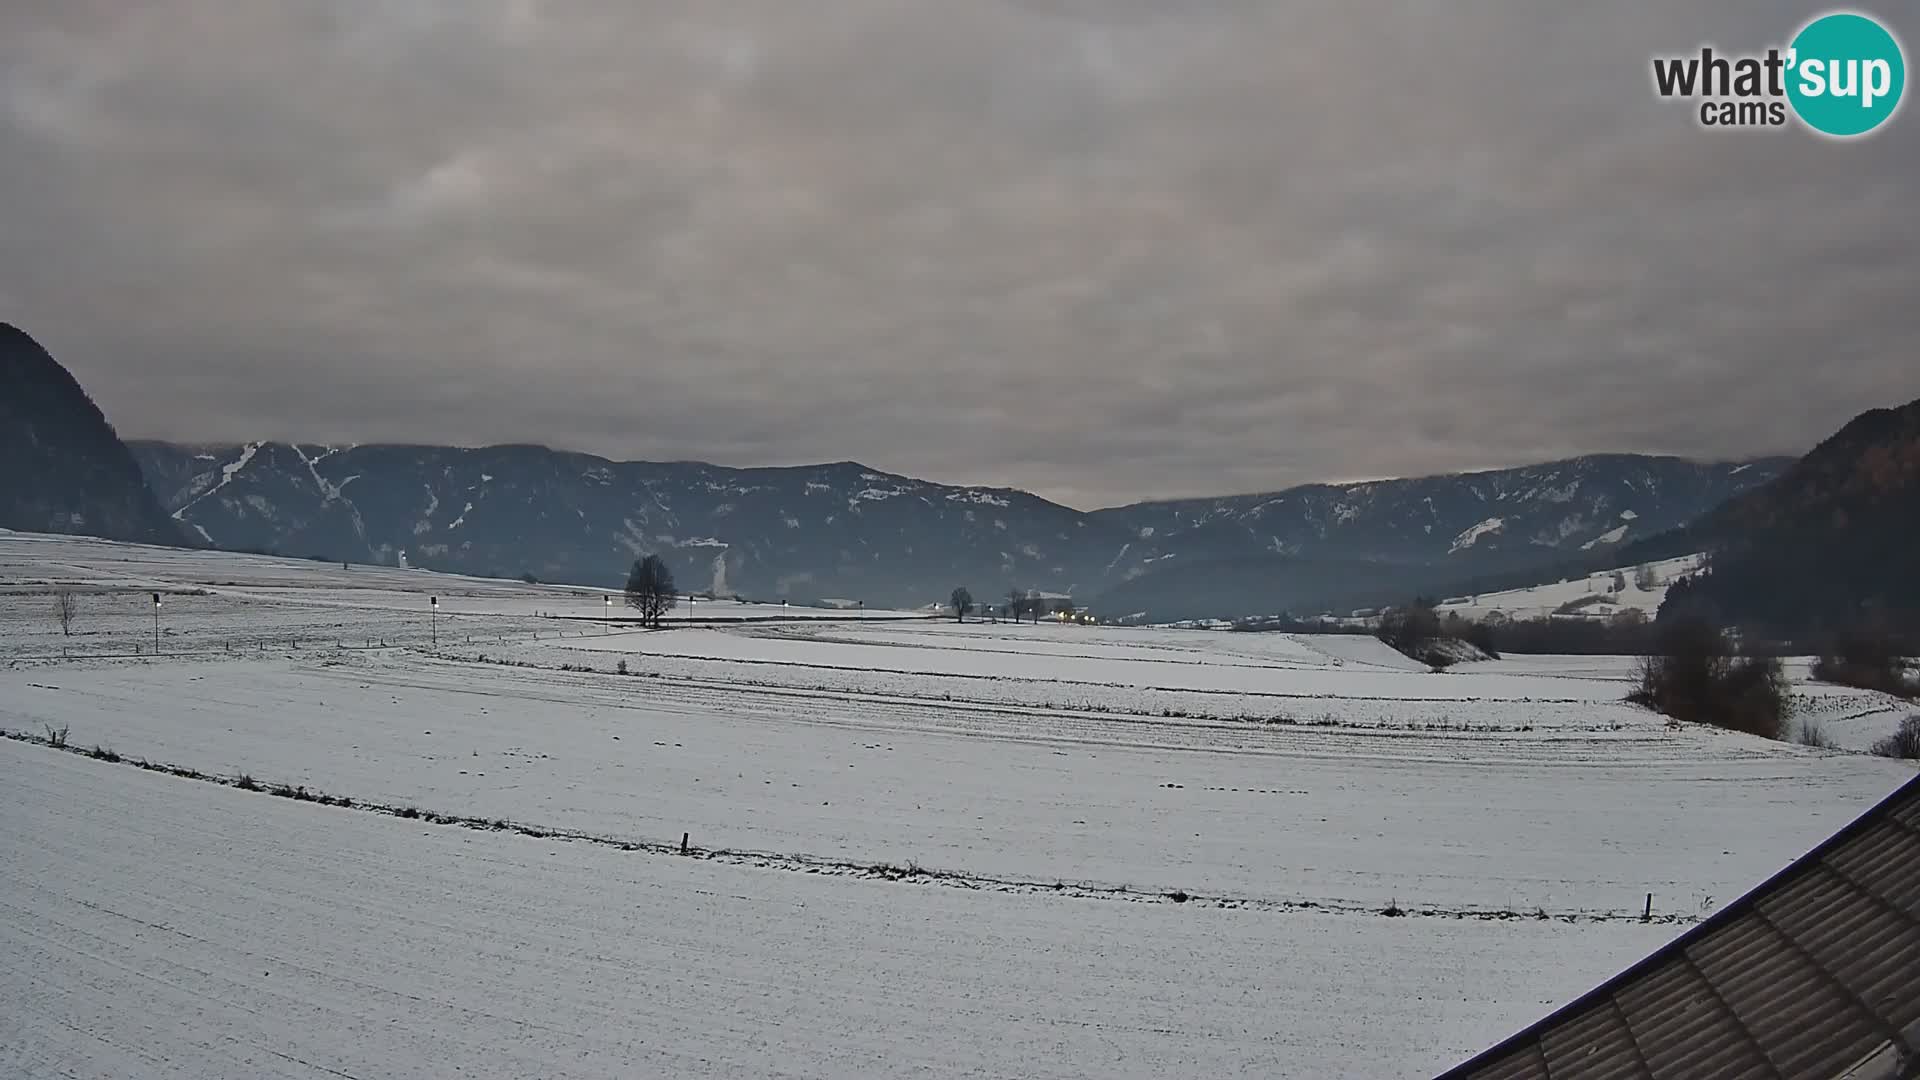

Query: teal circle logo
[{"left": 1787, "top": 12, "right": 1905, "bottom": 137}]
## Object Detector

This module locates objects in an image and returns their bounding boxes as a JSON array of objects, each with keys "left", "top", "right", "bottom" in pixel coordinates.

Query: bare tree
[
  {"left": 55, "top": 590, "right": 77, "bottom": 636},
  {"left": 950, "top": 586, "right": 974, "bottom": 622},
  {"left": 625, "top": 555, "right": 678, "bottom": 628}
]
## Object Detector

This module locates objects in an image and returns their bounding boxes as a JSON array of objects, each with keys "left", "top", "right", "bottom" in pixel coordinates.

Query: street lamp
[
  {"left": 688, "top": 594, "right": 695, "bottom": 621},
  {"left": 151, "top": 593, "right": 161, "bottom": 654},
  {"left": 857, "top": 599, "right": 864, "bottom": 619},
  {"left": 429, "top": 596, "right": 438, "bottom": 650},
  {"left": 604, "top": 594, "right": 611, "bottom": 634}
]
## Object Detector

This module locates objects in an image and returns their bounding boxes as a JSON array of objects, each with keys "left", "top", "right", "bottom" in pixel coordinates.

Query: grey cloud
[{"left": 2, "top": 1, "right": 1916, "bottom": 509}]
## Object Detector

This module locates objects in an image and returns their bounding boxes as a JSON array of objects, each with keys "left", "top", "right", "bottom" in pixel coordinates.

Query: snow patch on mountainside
[
  {"left": 291, "top": 444, "right": 369, "bottom": 540},
  {"left": 416, "top": 486, "right": 440, "bottom": 535},
  {"left": 1580, "top": 524, "right": 1630, "bottom": 550},
  {"left": 617, "top": 519, "right": 649, "bottom": 555},
  {"left": 947, "top": 491, "right": 1011, "bottom": 508},
  {"left": 173, "top": 441, "right": 259, "bottom": 518},
  {"left": 1448, "top": 517, "right": 1505, "bottom": 554}
]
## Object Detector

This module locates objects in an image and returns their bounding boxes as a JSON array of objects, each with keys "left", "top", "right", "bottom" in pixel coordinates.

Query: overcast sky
[{"left": 3, "top": 2, "right": 1916, "bottom": 508}]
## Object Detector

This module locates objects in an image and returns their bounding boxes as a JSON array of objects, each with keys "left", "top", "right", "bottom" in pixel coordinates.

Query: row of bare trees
[{"left": 946, "top": 586, "right": 1080, "bottom": 623}]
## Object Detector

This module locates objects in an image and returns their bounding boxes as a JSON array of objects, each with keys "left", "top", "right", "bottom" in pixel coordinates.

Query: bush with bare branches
[{"left": 1628, "top": 616, "right": 1788, "bottom": 740}]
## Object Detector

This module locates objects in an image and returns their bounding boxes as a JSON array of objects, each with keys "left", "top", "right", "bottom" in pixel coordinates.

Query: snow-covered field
[
  {"left": 2, "top": 532, "right": 1915, "bottom": 1078},
  {"left": 0, "top": 531, "right": 924, "bottom": 659},
  {"left": 1, "top": 741, "right": 1680, "bottom": 1080}
]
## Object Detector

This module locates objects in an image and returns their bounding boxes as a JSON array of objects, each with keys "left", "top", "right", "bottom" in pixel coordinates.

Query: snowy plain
[
  {"left": 0, "top": 530, "right": 924, "bottom": 659},
  {"left": 2, "top": 741, "right": 1679, "bottom": 1080},
  {"left": 2, "top": 532, "right": 1915, "bottom": 1078}
]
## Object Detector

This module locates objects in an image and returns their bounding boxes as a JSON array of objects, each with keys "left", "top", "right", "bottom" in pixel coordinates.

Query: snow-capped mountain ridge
[{"left": 130, "top": 442, "right": 1785, "bottom": 610}]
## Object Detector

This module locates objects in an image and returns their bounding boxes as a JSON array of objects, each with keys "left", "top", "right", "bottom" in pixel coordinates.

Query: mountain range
[
  {"left": 126, "top": 439, "right": 1785, "bottom": 615},
  {"left": 0, "top": 322, "right": 1819, "bottom": 620}
]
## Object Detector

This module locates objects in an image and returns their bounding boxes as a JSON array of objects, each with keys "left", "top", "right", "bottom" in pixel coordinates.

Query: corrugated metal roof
[{"left": 1436, "top": 772, "right": 1920, "bottom": 1080}]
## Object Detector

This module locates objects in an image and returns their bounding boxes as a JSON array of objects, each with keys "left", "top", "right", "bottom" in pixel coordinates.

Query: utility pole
[
  {"left": 151, "top": 593, "right": 161, "bottom": 654},
  {"left": 604, "top": 594, "right": 611, "bottom": 634},
  {"left": 430, "top": 596, "right": 438, "bottom": 650}
]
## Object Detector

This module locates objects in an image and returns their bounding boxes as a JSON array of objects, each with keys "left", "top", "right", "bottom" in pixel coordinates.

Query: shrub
[
  {"left": 87, "top": 745, "right": 121, "bottom": 763},
  {"left": 1628, "top": 617, "right": 1788, "bottom": 740},
  {"left": 1811, "top": 629, "right": 1917, "bottom": 699},
  {"left": 1377, "top": 599, "right": 1441, "bottom": 655},
  {"left": 616, "top": 659, "right": 629, "bottom": 676},
  {"left": 42, "top": 723, "right": 69, "bottom": 748},
  {"left": 1794, "top": 719, "right": 1839, "bottom": 750},
  {"left": 235, "top": 773, "right": 259, "bottom": 791},
  {"left": 1871, "top": 716, "right": 1920, "bottom": 759},
  {"left": 1459, "top": 619, "right": 1501, "bottom": 660},
  {"left": 1380, "top": 600, "right": 1505, "bottom": 665}
]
